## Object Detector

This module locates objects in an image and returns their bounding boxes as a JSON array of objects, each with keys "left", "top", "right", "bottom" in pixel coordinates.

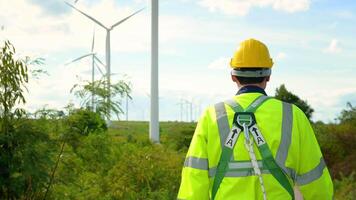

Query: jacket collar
[{"left": 236, "top": 85, "right": 267, "bottom": 96}]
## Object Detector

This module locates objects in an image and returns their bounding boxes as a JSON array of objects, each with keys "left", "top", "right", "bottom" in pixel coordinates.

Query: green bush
[
  {"left": 314, "top": 121, "right": 356, "bottom": 179},
  {"left": 334, "top": 172, "right": 356, "bottom": 200},
  {"left": 0, "top": 118, "right": 54, "bottom": 199},
  {"left": 104, "top": 143, "right": 183, "bottom": 200},
  {"left": 66, "top": 108, "right": 107, "bottom": 136}
]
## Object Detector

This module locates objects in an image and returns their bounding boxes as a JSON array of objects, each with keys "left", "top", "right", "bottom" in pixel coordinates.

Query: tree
[
  {"left": 0, "top": 40, "right": 29, "bottom": 197},
  {"left": 275, "top": 84, "right": 314, "bottom": 120},
  {"left": 0, "top": 41, "right": 28, "bottom": 124},
  {"left": 0, "top": 40, "right": 53, "bottom": 199},
  {"left": 71, "top": 77, "right": 131, "bottom": 120},
  {"left": 338, "top": 102, "right": 356, "bottom": 124}
]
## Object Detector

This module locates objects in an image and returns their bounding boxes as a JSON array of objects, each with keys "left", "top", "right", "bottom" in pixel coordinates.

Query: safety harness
[{"left": 211, "top": 95, "right": 294, "bottom": 200}]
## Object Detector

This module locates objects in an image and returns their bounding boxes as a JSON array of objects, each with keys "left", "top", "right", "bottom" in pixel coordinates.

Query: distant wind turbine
[
  {"left": 182, "top": 98, "right": 196, "bottom": 122},
  {"left": 65, "top": 29, "right": 105, "bottom": 110},
  {"left": 65, "top": 2, "right": 144, "bottom": 123},
  {"left": 177, "top": 98, "right": 185, "bottom": 122}
]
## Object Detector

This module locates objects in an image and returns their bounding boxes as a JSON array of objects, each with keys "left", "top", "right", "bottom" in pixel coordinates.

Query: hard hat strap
[{"left": 231, "top": 68, "right": 271, "bottom": 77}]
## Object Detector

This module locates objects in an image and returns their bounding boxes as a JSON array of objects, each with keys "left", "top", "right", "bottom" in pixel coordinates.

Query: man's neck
[{"left": 238, "top": 83, "right": 266, "bottom": 90}]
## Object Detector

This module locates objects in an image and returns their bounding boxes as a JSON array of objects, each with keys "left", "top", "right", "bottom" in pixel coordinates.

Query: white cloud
[
  {"left": 276, "top": 52, "right": 287, "bottom": 60},
  {"left": 197, "top": 0, "right": 310, "bottom": 16},
  {"left": 208, "top": 57, "right": 231, "bottom": 70},
  {"left": 324, "top": 39, "right": 342, "bottom": 54},
  {"left": 272, "top": 0, "right": 310, "bottom": 13}
]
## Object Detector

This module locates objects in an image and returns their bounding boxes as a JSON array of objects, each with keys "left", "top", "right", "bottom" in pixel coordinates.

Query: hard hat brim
[{"left": 231, "top": 69, "right": 271, "bottom": 77}]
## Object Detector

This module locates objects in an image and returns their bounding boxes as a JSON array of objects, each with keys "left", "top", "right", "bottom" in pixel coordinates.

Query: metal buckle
[
  {"left": 234, "top": 112, "right": 256, "bottom": 141},
  {"left": 234, "top": 112, "right": 256, "bottom": 128}
]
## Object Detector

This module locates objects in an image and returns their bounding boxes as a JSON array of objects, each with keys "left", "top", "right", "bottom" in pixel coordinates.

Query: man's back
[{"left": 178, "top": 91, "right": 333, "bottom": 200}]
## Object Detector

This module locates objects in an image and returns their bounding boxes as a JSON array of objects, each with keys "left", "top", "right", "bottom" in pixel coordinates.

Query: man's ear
[
  {"left": 265, "top": 76, "right": 270, "bottom": 82},
  {"left": 231, "top": 75, "right": 238, "bottom": 83}
]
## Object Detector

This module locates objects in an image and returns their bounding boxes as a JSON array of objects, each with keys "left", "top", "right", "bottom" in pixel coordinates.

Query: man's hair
[{"left": 233, "top": 68, "right": 268, "bottom": 84}]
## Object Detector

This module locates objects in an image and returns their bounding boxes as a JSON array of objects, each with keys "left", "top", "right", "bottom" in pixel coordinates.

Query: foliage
[
  {"left": 71, "top": 77, "right": 131, "bottom": 120},
  {"left": 0, "top": 40, "right": 28, "bottom": 122},
  {"left": 26, "top": 57, "right": 49, "bottom": 80},
  {"left": 168, "top": 123, "right": 195, "bottom": 151},
  {"left": 65, "top": 108, "right": 107, "bottom": 136},
  {"left": 5, "top": 119, "right": 54, "bottom": 199},
  {"left": 33, "top": 106, "right": 65, "bottom": 120},
  {"left": 49, "top": 132, "right": 117, "bottom": 200},
  {"left": 338, "top": 102, "right": 356, "bottom": 124},
  {"left": 314, "top": 102, "right": 356, "bottom": 180},
  {"left": 274, "top": 84, "right": 314, "bottom": 119},
  {"left": 104, "top": 143, "right": 183, "bottom": 200},
  {"left": 334, "top": 172, "right": 356, "bottom": 200},
  {"left": 0, "top": 40, "right": 30, "bottom": 198}
]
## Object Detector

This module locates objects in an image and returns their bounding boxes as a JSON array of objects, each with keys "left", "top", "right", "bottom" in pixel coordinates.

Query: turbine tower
[
  {"left": 65, "top": 29, "right": 106, "bottom": 111},
  {"left": 150, "top": 0, "right": 159, "bottom": 143},
  {"left": 66, "top": 2, "right": 144, "bottom": 122}
]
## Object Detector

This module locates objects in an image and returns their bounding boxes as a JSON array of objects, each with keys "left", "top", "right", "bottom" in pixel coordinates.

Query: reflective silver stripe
[
  {"left": 224, "top": 99, "right": 243, "bottom": 160},
  {"left": 275, "top": 103, "right": 326, "bottom": 184},
  {"left": 184, "top": 156, "right": 209, "bottom": 170},
  {"left": 296, "top": 158, "right": 326, "bottom": 185},
  {"left": 225, "top": 169, "right": 270, "bottom": 177},
  {"left": 224, "top": 99, "right": 243, "bottom": 112},
  {"left": 214, "top": 102, "right": 230, "bottom": 149},
  {"left": 209, "top": 166, "right": 270, "bottom": 177},
  {"left": 275, "top": 102, "right": 295, "bottom": 179},
  {"left": 229, "top": 160, "right": 263, "bottom": 170}
]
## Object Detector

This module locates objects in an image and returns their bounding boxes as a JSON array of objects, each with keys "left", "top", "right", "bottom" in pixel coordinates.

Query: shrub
[
  {"left": 334, "top": 172, "right": 356, "bottom": 200},
  {"left": 104, "top": 143, "right": 183, "bottom": 199},
  {"left": 66, "top": 109, "right": 107, "bottom": 136}
]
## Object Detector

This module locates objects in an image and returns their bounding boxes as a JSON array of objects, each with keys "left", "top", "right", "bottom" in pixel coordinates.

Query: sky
[{"left": 0, "top": 0, "right": 355, "bottom": 122}]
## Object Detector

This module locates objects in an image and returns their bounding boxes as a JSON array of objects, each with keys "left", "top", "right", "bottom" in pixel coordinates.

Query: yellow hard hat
[{"left": 230, "top": 38, "right": 273, "bottom": 69}]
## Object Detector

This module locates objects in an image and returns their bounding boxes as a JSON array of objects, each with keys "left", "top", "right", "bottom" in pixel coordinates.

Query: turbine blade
[
  {"left": 110, "top": 8, "right": 145, "bottom": 30},
  {"left": 91, "top": 28, "right": 95, "bottom": 52},
  {"left": 93, "top": 55, "right": 105, "bottom": 67},
  {"left": 65, "top": 2, "right": 108, "bottom": 30},
  {"left": 65, "top": 53, "right": 94, "bottom": 65},
  {"left": 94, "top": 62, "right": 105, "bottom": 76}
]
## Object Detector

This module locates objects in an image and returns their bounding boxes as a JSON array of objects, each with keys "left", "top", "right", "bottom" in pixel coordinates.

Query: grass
[{"left": 109, "top": 120, "right": 196, "bottom": 145}]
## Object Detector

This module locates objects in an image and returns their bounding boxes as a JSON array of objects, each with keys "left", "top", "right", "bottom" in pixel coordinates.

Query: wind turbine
[
  {"left": 65, "top": 29, "right": 106, "bottom": 111},
  {"left": 65, "top": 2, "right": 144, "bottom": 123},
  {"left": 177, "top": 98, "right": 185, "bottom": 122},
  {"left": 182, "top": 98, "right": 196, "bottom": 122}
]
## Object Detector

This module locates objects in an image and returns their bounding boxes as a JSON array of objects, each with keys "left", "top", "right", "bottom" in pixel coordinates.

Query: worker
[{"left": 177, "top": 39, "right": 333, "bottom": 200}]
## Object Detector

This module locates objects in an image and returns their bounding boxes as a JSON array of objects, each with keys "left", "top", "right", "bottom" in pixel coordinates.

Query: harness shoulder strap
[
  {"left": 224, "top": 98, "right": 243, "bottom": 112},
  {"left": 245, "top": 95, "right": 271, "bottom": 113}
]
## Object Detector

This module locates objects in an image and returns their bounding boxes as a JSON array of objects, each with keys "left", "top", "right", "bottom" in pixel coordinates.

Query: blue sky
[{"left": 0, "top": 0, "right": 355, "bottom": 122}]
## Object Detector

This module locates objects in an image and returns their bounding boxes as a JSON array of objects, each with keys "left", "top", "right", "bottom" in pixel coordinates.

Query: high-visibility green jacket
[{"left": 177, "top": 92, "right": 333, "bottom": 200}]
